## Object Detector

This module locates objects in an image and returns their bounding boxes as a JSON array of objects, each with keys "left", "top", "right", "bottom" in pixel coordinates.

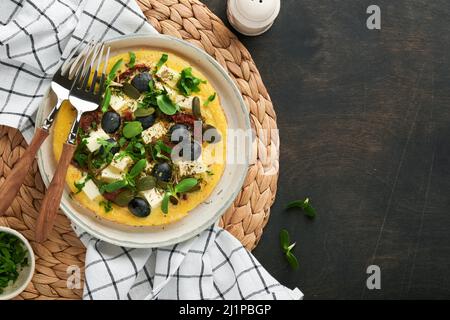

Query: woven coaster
[{"left": 0, "top": 0, "right": 279, "bottom": 300}]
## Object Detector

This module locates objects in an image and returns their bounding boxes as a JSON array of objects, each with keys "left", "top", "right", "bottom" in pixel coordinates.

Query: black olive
[
  {"left": 169, "top": 124, "right": 191, "bottom": 142},
  {"left": 179, "top": 141, "right": 202, "bottom": 161},
  {"left": 99, "top": 138, "right": 120, "bottom": 155},
  {"left": 203, "top": 124, "right": 221, "bottom": 144},
  {"left": 128, "top": 197, "right": 151, "bottom": 217},
  {"left": 152, "top": 162, "right": 172, "bottom": 182},
  {"left": 131, "top": 72, "right": 152, "bottom": 93},
  {"left": 101, "top": 111, "right": 121, "bottom": 133},
  {"left": 136, "top": 114, "right": 156, "bottom": 130}
]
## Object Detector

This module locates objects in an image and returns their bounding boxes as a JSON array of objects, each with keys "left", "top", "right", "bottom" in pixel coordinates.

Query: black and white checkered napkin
[{"left": 0, "top": 0, "right": 303, "bottom": 300}]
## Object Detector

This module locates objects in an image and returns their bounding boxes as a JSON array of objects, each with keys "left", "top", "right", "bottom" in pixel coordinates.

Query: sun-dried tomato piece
[
  {"left": 118, "top": 64, "right": 151, "bottom": 82},
  {"left": 80, "top": 111, "right": 100, "bottom": 132},
  {"left": 171, "top": 113, "right": 196, "bottom": 126},
  {"left": 122, "top": 109, "right": 133, "bottom": 121},
  {"left": 103, "top": 189, "right": 122, "bottom": 202}
]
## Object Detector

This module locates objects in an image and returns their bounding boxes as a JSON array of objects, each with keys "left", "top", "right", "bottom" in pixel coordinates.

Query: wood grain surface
[
  {"left": 205, "top": 0, "right": 450, "bottom": 299},
  {"left": 35, "top": 143, "right": 76, "bottom": 243}
]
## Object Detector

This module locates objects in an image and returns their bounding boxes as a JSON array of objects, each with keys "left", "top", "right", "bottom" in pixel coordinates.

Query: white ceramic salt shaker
[{"left": 227, "top": 0, "right": 280, "bottom": 36}]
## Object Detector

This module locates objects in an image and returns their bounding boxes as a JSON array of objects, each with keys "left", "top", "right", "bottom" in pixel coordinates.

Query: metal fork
[
  {"left": 35, "top": 43, "right": 109, "bottom": 242},
  {"left": 0, "top": 38, "right": 93, "bottom": 215}
]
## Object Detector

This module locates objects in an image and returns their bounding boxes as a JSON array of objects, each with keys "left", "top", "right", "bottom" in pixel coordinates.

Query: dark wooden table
[{"left": 205, "top": 0, "right": 450, "bottom": 299}]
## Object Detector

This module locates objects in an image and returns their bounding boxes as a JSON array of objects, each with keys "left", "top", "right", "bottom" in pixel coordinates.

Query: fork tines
[{"left": 71, "top": 41, "right": 109, "bottom": 100}]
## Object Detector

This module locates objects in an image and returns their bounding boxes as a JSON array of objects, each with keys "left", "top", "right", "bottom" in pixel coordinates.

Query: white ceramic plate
[{"left": 36, "top": 34, "right": 251, "bottom": 248}]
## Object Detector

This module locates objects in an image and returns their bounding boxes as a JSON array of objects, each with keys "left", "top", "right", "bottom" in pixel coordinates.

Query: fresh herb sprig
[
  {"left": 152, "top": 140, "right": 172, "bottom": 161},
  {"left": 177, "top": 67, "right": 206, "bottom": 96},
  {"left": 155, "top": 53, "right": 168, "bottom": 72},
  {"left": 203, "top": 93, "right": 216, "bottom": 107},
  {"left": 280, "top": 229, "right": 299, "bottom": 270},
  {"left": 100, "top": 159, "right": 147, "bottom": 193},
  {"left": 101, "top": 58, "right": 123, "bottom": 113},
  {"left": 127, "top": 51, "right": 136, "bottom": 68},
  {"left": 99, "top": 200, "right": 113, "bottom": 213},
  {"left": 161, "top": 178, "right": 198, "bottom": 214},
  {"left": 286, "top": 198, "right": 316, "bottom": 218},
  {"left": 0, "top": 232, "right": 29, "bottom": 294}
]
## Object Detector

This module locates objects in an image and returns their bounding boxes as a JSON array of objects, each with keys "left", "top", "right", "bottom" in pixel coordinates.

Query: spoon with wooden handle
[
  {"left": 0, "top": 38, "right": 91, "bottom": 215},
  {"left": 35, "top": 43, "right": 108, "bottom": 242}
]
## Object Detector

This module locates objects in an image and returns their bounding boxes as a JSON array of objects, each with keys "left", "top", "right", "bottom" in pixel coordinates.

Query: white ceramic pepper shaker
[{"left": 227, "top": 0, "right": 280, "bottom": 36}]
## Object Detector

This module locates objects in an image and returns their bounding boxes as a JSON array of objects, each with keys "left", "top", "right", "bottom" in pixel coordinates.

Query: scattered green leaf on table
[
  {"left": 286, "top": 197, "right": 316, "bottom": 218},
  {"left": 279, "top": 229, "right": 299, "bottom": 270}
]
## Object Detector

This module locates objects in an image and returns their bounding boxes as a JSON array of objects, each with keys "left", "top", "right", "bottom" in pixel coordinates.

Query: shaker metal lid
[{"left": 230, "top": 0, "right": 280, "bottom": 26}]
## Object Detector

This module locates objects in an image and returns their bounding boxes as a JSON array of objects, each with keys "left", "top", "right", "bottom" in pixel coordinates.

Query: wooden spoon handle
[
  {"left": 0, "top": 127, "right": 49, "bottom": 215},
  {"left": 35, "top": 142, "right": 76, "bottom": 243}
]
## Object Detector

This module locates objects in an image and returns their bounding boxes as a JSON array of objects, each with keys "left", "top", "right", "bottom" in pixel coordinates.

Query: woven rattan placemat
[{"left": 0, "top": 0, "right": 279, "bottom": 300}]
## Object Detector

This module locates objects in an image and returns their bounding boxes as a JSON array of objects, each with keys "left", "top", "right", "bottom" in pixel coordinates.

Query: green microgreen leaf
[
  {"left": 108, "top": 58, "right": 123, "bottom": 83},
  {"left": 156, "top": 94, "right": 178, "bottom": 115},
  {"left": 280, "top": 229, "right": 290, "bottom": 251},
  {"left": 101, "top": 87, "right": 111, "bottom": 113},
  {"left": 162, "top": 191, "right": 171, "bottom": 214},
  {"left": 155, "top": 53, "right": 168, "bottom": 71},
  {"left": 203, "top": 93, "right": 216, "bottom": 107},
  {"left": 177, "top": 67, "right": 206, "bottom": 96},
  {"left": 99, "top": 200, "right": 113, "bottom": 213},
  {"left": 285, "top": 251, "right": 299, "bottom": 270},
  {"left": 0, "top": 232, "right": 29, "bottom": 294},
  {"left": 123, "top": 121, "right": 143, "bottom": 139},
  {"left": 175, "top": 178, "right": 198, "bottom": 194},
  {"left": 286, "top": 197, "right": 316, "bottom": 218},
  {"left": 128, "top": 159, "right": 147, "bottom": 179},
  {"left": 279, "top": 229, "right": 299, "bottom": 270},
  {"left": 128, "top": 51, "right": 136, "bottom": 68}
]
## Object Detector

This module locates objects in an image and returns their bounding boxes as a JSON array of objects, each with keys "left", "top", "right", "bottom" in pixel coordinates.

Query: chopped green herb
[
  {"left": 128, "top": 159, "right": 147, "bottom": 179},
  {"left": 177, "top": 67, "right": 206, "bottom": 96},
  {"left": 74, "top": 179, "right": 87, "bottom": 194},
  {"left": 286, "top": 198, "right": 316, "bottom": 218},
  {"left": 279, "top": 229, "right": 299, "bottom": 270},
  {"left": 108, "top": 58, "right": 123, "bottom": 83},
  {"left": 175, "top": 178, "right": 198, "bottom": 193},
  {"left": 101, "top": 87, "right": 111, "bottom": 113},
  {"left": 100, "top": 179, "right": 128, "bottom": 193},
  {"left": 203, "top": 93, "right": 216, "bottom": 107},
  {"left": 123, "top": 121, "right": 143, "bottom": 139},
  {"left": 161, "top": 178, "right": 198, "bottom": 214},
  {"left": 156, "top": 94, "right": 178, "bottom": 115},
  {"left": 99, "top": 200, "right": 113, "bottom": 213},
  {"left": 161, "top": 192, "right": 170, "bottom": 214},
  {"left": 152, "top": 140, "right": 172, "bottom": 161},
  {"left": 128, "top": 51, "right": 136, "bottom": 68},
  {"left": 155, "top": 53, "right": 168, "bottom": 71},
  {"left": 0, "top": 232, "right": 29, "bottom": 294}
]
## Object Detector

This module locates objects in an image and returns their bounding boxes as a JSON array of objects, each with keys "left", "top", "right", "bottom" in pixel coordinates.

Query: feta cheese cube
[
  {"left": 109, "top": 93, "right": 138, "bottom": 113},
  {"left": 82, "top": 180, "right": 101, "bottom": 200},
  {"left": 155, "top": 66, "right": 180, "bottom": 88},
  {"left": 110, "top": 154, "right": 133, "bottom": 172},
  {"left": 100, "top": 166, "right": 124, "bottom": 183},
  {"left": 75, "top": 175, "right": 101, "bottom": 200},
  {"left": 141, "top": 122, "right": 169, "bottom": 144},
  {"left": 176, "top": 160, "right": 207, "bottom": 177},
  {"left": 140, "top": 188, "right": 164, "bottom": 209},
  {"left": 175, "top": 95, "right": 196, "bottom": 111},
  {"left": 85, "top": 128, "right": 110, "bottom": 153}
]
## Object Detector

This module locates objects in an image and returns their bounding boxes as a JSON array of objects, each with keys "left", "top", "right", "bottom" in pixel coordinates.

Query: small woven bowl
[{"left": 0, "top": 227, "right": 35, "bottom": 300}]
